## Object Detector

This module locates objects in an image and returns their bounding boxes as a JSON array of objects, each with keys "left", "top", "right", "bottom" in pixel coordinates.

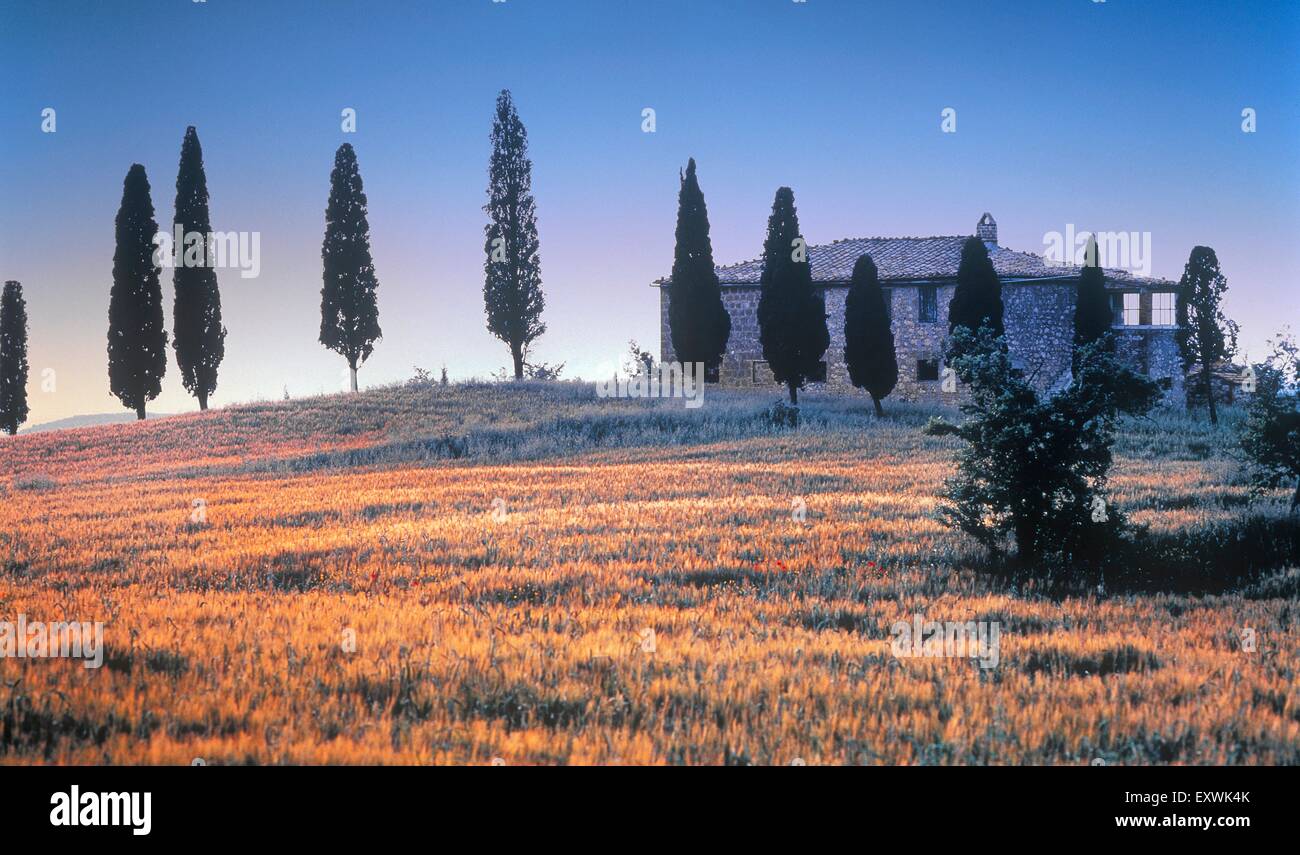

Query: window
[
  {"left": 917, "top": 359, "right": 940, "bottom": 382},
  {"left": 1109, "top": 293, "right": 1124, "bottom": 326},
  {"left": 1122, "top": 293, "right": 1140, "bottom": 326},
  {"left": 1151, "top": 292, "right": 1175, "bottom": 326},
  {"left": 881, "top": 289, "right": 892, "bottom": 323},
  {"left": 918, "top": 286, "right": 937, "bottom": 323}
]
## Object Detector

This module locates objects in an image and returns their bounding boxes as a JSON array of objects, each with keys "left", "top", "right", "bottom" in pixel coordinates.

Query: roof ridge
[
  {"left": 690, "top": 232, "right": 1180, "bottom": 287},
  {"left": 717, "top": 234, "right": 969, "bottom": 268}
]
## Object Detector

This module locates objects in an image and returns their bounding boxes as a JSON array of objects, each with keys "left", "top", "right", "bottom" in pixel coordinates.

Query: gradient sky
[{"left": 1, "top": 0, "right": 1297, "bottom": 425}]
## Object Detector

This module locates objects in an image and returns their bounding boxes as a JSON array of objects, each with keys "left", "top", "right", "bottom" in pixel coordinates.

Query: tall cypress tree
[
  {"left": 1073, "top": 234, "right": 1112, "bottom": 373},
  {"left": 0, "top": 280, "right": 29, "bottom": 435},
  {"left": 756, "top": 186, "right": 828, "bottom": 405},
  {"left": 320, "top": 143, "right": 381, "bottom": 392},
  {"left": 843, "top": 254, "right": 897, "bottom": 416},
  {"left": 172, "top": 126, "right": 226, "bottom": 410},
  {"left": 484, "top": 89, "right": 545, "bottom": 380},
  {"left": 108, "top": 164, "right": 168, "bottom": 420},
  {"left": 1176, "top": 245, "right": 1237, "bottom": 424},
  {"left": 667, "top": 158, "right": 730, "bottom": 376},
  {"left": 948, "top": 236, "right": 1004, "bottom": 351}
]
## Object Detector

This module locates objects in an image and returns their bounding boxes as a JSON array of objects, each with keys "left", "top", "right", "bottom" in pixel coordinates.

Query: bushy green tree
[
  {"left": 925, "top": 327, "right": 1161, "bottom": 566},
  {"left": 484, "top": 90, "right": 545, "bottom": 380},
  {"left": 0, "top": 280, "right": 29, "bottom": 434},
  {"left": 843, "top": 253, "right": 897, "bottom": 415},
  {"left": 667, "top": 158, "right": 730, "bottom": 377},
  {"left": 320, "top": 143, "right": 381, "bottom": 392},
  {"left": 1176, "top": 246, "right": 1237, "bottom": 424},
  {"left": 108, "top": 164, "right": 168, "bottom": 420},
  {"left": 756, "top": 186, "right": 828, "bottom": 405},
  {"left": 1241, "top": 331, "right": 1300, "bottom": 511},
  {"left": 172, "top": 126, "right": 226, "bottom": 410}
]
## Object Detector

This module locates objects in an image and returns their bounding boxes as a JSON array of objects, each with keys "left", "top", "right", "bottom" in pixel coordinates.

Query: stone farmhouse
[{"left": 656, "top": 214, "right": 1184, "bottom": 403}]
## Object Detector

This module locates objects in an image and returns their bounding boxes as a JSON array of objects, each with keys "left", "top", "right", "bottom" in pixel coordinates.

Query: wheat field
[{"left": 1, "top": 382, "right": 1296, "bottom": 764}]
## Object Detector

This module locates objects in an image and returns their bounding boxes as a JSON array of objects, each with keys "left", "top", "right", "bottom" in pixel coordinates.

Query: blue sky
[{"left": 1, "top": 0, "right": 1297, "bottom": 423}]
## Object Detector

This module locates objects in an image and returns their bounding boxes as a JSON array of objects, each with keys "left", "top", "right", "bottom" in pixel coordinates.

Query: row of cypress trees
[
  {"left": 667, "top": 163, "right": 1236, "bottom": 419},
  {"left": 102, "top": 89, "right": 547, "bottom": 423},
  {"left": 319, "top": 89, "right": 548, "bottom": 389},
  {"left": 320, "top": 89, "right": 548, "bottom": 390},
  {"left": 4, "top": 104, "right": 1238, "bottom": 432},
  {"left": 101, "top": 132, "right": 385, "bottom": 417},
  {"left": 667, "top": 171, "right": 838, "bottom": 407},
  {"left": 1078, "top": 236, "right": 1238, "bottom": 425},
  {"left": 666, "top": 162, "right": 1007, "bottom": 411},
  {"left": 108, "top": 127, "right": 225, "bottom": 419},
  {"left": 106, "top": 129, "right": 374, "bottom": 418},
  {"left": 102, "top": 131, "right": 382, "bottom": 418}
]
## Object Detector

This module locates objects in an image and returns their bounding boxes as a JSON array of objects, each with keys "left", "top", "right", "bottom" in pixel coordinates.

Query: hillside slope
[{"left": 0, "top": 383, "right": 1296, "bottom": 765}]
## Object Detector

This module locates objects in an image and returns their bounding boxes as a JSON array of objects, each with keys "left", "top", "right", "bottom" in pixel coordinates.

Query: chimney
[{"left": 976, "top": 212, "right": 997, "bottom": 246}]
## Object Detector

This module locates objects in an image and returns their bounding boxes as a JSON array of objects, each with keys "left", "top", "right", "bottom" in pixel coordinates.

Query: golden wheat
[{"left": 0, "top": 384, "right": 1294, "bottom": 764}]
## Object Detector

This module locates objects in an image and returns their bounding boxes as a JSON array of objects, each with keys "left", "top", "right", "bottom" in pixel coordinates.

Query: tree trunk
[
  {"left": 135, "top": 403, "right": 146, "bottom": 420},
  {"left": 788, "top": 382, "right": 798, "bottom": 405},
  {"left": 198, "top": 392, "right": 208, "bottom": 411},
  {"left": 871, "top": 394, "right": 884, "bottom": 417},
  {"left": 511, "top": 343, "right": 524, "bottom": 380},
  {"left": 349, "top": 362, "right": 358, "bottom": 393},
  {"left": 1014, "top": 519, "right": 1037, "bottom": 567},
  {"left": 1202, "top": 361, "right": 1217, "bottom": 425}
]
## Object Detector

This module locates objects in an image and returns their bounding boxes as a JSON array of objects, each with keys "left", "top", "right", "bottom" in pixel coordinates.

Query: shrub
[
  {"left": 762, "top": 399, "right": 800, "bottom": 429},
  {"left": 1240, "top": 331, "right": 1300, "bottom": 511},
  {"left": 924, "top": 327, "right": 1161, "bottom": 567}
]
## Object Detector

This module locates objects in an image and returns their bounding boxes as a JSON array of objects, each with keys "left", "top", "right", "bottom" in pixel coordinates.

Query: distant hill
[{"left": 20, "top": 412, "right": 175, "bottom": 434}]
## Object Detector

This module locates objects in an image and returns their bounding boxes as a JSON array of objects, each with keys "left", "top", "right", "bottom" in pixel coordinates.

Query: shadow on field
[
  {"left": 159, "top": 390, "right": 947, "bottom": 479},
  {"left": 980, "top": 512, "right": 1300, "bottom": 597}
]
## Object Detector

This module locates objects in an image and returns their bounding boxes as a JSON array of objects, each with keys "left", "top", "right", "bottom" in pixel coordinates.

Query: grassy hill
[
  {"left": 20, "top": 412, "right": 176, "bottom": 434},
  {"left": 1, "top": 381, "right": 1296, "bottom": 764}
]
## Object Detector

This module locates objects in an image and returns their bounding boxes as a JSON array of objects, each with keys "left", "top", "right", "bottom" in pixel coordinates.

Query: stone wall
[
  {"left": 1002, "top": 281, "right": 1077, "bottom": 393},
  {"left": 1115, "top": 327, "right": 1185, "bottom": 404},
  {"left": 886, "top": 283, "right": 954, "bottom": 402},
  {"left": 659, "top": 280, "right": 1186, "bottom": 406},
  {"left": 661, "top": 284, "right": 956, "bottom": 398}
]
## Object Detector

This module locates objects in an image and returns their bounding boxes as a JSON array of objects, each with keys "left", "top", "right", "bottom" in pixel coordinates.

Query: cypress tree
[
  {"left": 320, "top": 143, "right": 381, "bottom": 392},
  {"left": 948, "top": 236, "right": 1004, "bottom": 349},
  {"left": 108, "top": 164, "right": 168, "bottom": 420},
  {"left": 1176, "top": 245, "right": 1237, "bottom": 424},
  {"left": 667, "top": 158, "right": 730, "bottom": 377},
  {"left": 0, "top": 280, "right": 29, "bottom": 435},
  {"left": 484, "top": 90, "right": 545, "bottom": 380},
  {"left": 172, "top": 126, "right": 226, "bottom": 410},
  {"left": 1073, "top": 234, "right": 1112, "bottom": 373},
  {"left": 843, "top": 254, "right": 897, "bottom": 416},
  {"left": 756, "top": 186, "right": 829, "bottom": 405}
]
